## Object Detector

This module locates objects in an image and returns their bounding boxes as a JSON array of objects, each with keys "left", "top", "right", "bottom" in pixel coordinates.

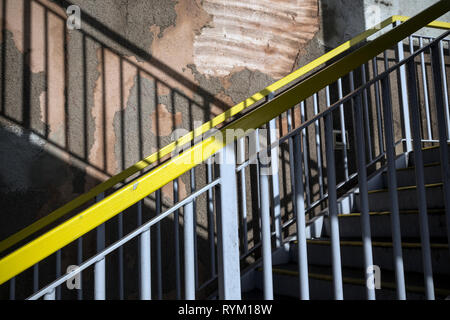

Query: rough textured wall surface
[{"left": 0, "top": 0, "right": 320, "bottom": 299}]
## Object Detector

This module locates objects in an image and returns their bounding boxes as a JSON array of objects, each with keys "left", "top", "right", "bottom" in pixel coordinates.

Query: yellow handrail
[
  {"left": 0, "top": 0, "right": 449, "bottom": 285},
  {"left": 2, "top": 15, "right": 449, "bottom": 257},
  {"left": 0, "top": 15, "right": 421, "bottom": 255}
]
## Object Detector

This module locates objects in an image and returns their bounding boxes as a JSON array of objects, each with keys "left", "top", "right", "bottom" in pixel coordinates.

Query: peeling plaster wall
[{"left": 1, "top": 0, "right": 448, "bottom": 299}]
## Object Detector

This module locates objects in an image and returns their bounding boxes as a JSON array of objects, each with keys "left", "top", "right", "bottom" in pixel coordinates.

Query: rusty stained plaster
[
  {"left": 1, "top": 0, "right": 320, "bottom": 204},
  {"left": 193, "top": 0, "right": 320, "bottom": 79}
]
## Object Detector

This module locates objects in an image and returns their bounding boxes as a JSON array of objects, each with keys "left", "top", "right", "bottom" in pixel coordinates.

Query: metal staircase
[
  {"left": 1, "top": 1, "right": 450, "bottom": 300},
  {"left": 251, "top": 144, "right": 450, "bottom": 300}
]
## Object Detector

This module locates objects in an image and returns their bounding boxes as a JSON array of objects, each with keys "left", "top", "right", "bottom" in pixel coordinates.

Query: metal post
[
  {"left": 380, "top": 73, "right": 406, "bottom": 300},
  {"left": 184, "top": 201, "right": 195, "bottom": 300},
  {"left": 430, "top": 42, "right": 450, "bottom": 265},
  {"left": 33, "top": 264, "right": 39, "bottom": 293},
  {"left": 259, "top": 145, "right": 274, "bottom": 300},
  {"left": 9, "top": 278, "right": 15, "bottom": 300},
  {"left": 313, "top": 93, "right": 324, "bottom": 197},
  {"left": 44, "top": 288, "right": 56, "bottom": 301},
  {"left": 217, "top": 142, "right": 241, "bottom": 299},
  {"left": 293, "top": 133, "right": 309, "bottom": 299},
  {"left": 190, "top": 168, "right": 199, "bottom": 290},
  {"left": 269, "top": 117, "right": 282, "bottom": 248},
  {"left": 419, "top": 37, "right": 433, "bottom": 140},
  {"left": 395, "top": 21, "right": 412, "bottom": 153},
  {"left": 361, "top": 65, "right": 373, "bottom": 161},
  {"left": 406, "top": 59, "right": 435, "bottom": 300},
  {"left": 77, "top": 237, "right": 83, "bottom": 300},
  {"left": 372, "top": 58, "right": 385, "bottom": 157},
  {"left": 118, "top": 213, "right": 124, "bottom": 300},
  {"left": 353, "top": 93, "right": 375, "bottom": 300},
  {"left": 287, "top": 109, "right": 297, "bottom": 218},
  {"left": 324, "top": 112, "right": 343, "bottom": 300},
  {"left": 207, "top": 158, "right": 216, "bottom": 277},
  {"left": 300, "top": 101, "right": 311, "bottom": 207},
  {"left": 237, "top": 138, "right": 249, "bottom": 254},
  {"left": 56, "top": 250, "right": 61, "bottom": 299},
  {"left": 438, "top": 40, "right": 450, "bottom": 138},
  {"left": 95, "top": 193, "right": 106, "bottom": 300},
  {"left": 173, "top": 178, "right": 181, "bottom": 299},
  {"left": 337, "top": 79, "right": 349, "bottom": 180},
  {"left": 138, "top": 200, "right": 151, "bottom": 300},
  {"left": 155, "top": 189, "right": 163, "bottom": 299}
]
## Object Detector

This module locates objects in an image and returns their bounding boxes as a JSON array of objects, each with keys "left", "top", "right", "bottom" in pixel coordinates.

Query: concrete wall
[{"left": 0, "top": 0, "right": 448, "bottom": 299}]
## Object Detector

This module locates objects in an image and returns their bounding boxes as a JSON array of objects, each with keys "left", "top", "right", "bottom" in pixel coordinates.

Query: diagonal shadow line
[{"left": 50, "top": 0, "right": 230, "bottom": 112}]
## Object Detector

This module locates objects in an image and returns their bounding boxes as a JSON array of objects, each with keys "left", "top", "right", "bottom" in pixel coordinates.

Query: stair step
[
  {"left": 408, "top": 144, "right": 450, "bottom": 166},
  {"left": 382, "top": 163, "right": 442, "bottom": 187},
  {"left": 255, "top": 264, "right": 450, "bottom": 299},
  {"left": 290, "top": 239, "right": 450, "bottom": 275},
  {"left": 354, "top": 183, "right": 444, "bottom": 212},
  {"left": 323, "top": 209, "right": 448, "bottom": 239}
]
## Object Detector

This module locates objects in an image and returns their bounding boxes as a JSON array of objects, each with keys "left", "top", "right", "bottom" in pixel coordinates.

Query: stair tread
[
  {"left": 337, "top": 209, "right": 446, "bottom": 218},
  {"left": 264, "top": 263, "right": 450, "bottom": 297},
  {"left": 304, "top": 238, "right": 449, "bottom": 249},
  {"left": 368, "top": 183, "right": 443, "bottom": 194},
  {"left": 392, "top": 162, "right": 441, "bottom": 172}
]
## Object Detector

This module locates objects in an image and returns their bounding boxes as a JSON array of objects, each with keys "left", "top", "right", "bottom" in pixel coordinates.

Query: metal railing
[{"left": 1, "top": 1, "right": 450, "bottom": 300}]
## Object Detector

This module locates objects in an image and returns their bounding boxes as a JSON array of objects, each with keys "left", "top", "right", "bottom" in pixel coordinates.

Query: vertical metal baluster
[
  {"left": 409, "top": 36, "right": 414, "bottom": 55},
  {"left": 372, "top": 58, "right": 384, "bottom": 157},
  {"left": 395, "top": 21, "right": 412, "bottom": 153},
  {"left": 430, "top": 42, "right": 450, "bottom": 266},
  {"left": 95, "top": 193, "right": 106, "bottom": 300},
  {"left": 293, "top": 132, "right": 309, "bottom": 300},
  {"left": 419, "top": 37, "right": 433, "bottom": 140},
  {"left": 380, "top": 71, "right": 406, "bottom": 300},
  {"left": 259, "top": 136, "right": 274, "bottom": 300},
  {"left": 173, "top": 178, "right": 181, "bottom": 300},
  {"left": 155, "top": 190, "right": 162, "bottom": 299},
  {"left": 9, "top": 278, "right": 15, "bottom": 300},
  {"left": 184, "top": 200, "right": 195, "bottom": 300},
  {"left": 300, "top": 101, "right": 311, "bottom": 208},
  {"left": 44, "top": 288, "right": 56, "bottom": 301},
  {"left": 118, "top": 213, "right": 124, "bottom": 300},
  {"left": 324, "top": 111, "right": 343, "bottom": 300},
  {"left": 406, "top": 58, "right": 435, "bottom": 300},
  {"left": 190, "top": 168, "right": 199, "bottom": 290},
  {"left": 438, "top": 40, "right": 450, "bottom": 138},
  {"left": 77, "top": 237, "right": 83, "bottom": 300},
  {"left": 217, "top": 142, "right": 241, "bottom": 299},
  {"left": 138, "top": 200, "right": 151, "bottom": 300},
  {"left": 237, "top": 138, "right": 249, "bottom": 254},
  {"left": 313, "top": 93, "right": 324, "bottom": 198},
  {"left": 353, "top": 92, "right": 375, "bottom": 300},
  {"left": 337, "top": 79, "right": 349, "bottom": 180},
  {"left": 207, "top": 158, "right": 216, "bottom": 277},
  {"left": 33, "top": 264, "right": 39, "bottom": 293},
  {"left": 287, "top": 110, "right": 297, "bottom": 218},
  {"left": 55, "top": 250, "right": 61, "bottom": 299},
  {"left": 269, "top": 114, "right": 282, "bottom": 247},
  {"left": 361, "top": 65, "right": 373, "bottom": 161}
]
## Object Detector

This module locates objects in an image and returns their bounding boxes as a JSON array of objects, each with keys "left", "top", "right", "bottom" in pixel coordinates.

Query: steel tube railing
[
  {"left": 406, "top": 58, "right": 435, "bottom": 300},
  {"left": 380, "top": 70, "right": 407, "bottom": 300}
]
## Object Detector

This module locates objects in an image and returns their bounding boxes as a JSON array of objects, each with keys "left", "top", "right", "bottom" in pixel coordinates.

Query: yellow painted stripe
[
  {"left": 394, "top": 15, "right": 450, "bottom": 30},
  {"left": 0, "top": 1, "right": 449, "bottom": 285},
  {"left": 419, "top": 142, "right": 450, "bottom": 151},
  {"left": 269, "top": 268, "right": 450, "bottom": 296},
  {"left": 1, "top": 15, "right": 448, "bottom": 255}
]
